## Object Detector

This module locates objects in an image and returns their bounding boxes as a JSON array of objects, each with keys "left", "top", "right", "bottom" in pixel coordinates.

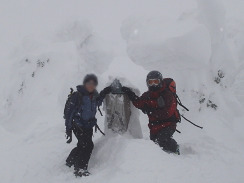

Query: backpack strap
[
  {"left": 98, "top": 107, "right": 103, "bottom": 116},
  {"left": 95, "top": 124, "right": 105, "bottom": 136},
  {"left": 175, "top": 94, "right": 189, "bottom": 111},
  {"left": 73, "top": 91, "right": 83, "bottom": 116},
  {"left": 181, "top": 115, "right": 203, "bottom": 129}
]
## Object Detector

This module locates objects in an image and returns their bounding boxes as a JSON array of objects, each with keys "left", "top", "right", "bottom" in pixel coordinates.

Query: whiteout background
[{"left": 0, "top": 0, "right": 244, "bottom": 182}]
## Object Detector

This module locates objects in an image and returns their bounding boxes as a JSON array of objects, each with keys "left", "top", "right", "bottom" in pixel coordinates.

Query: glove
[
  {"left": 99, "top": 86, "right": 112, "bottom": 99},
  {"left": 122, "top": 86, "right": 132, "bottom": 93},
  {"left": 66, "top": 129, "right": 72, "bottom": 144},
  {"left": 122, "top": 87, "right": 137, "bottom": 101},
  {"left": 157, "top": 96, "right": 165, "bottom": 108},
  {"left": 103, "top": 86, "right": 112, "bottom": 94}
]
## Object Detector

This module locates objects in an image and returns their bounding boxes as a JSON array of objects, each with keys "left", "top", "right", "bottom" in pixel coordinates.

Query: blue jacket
[{"left": 65, "top": 85, "right": 105, "bottom": 130}]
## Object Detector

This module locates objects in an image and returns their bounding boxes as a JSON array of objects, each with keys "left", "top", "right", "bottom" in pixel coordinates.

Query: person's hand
[
  {"left": 103, "top": 86, "right": 112, "bottom": 95},
  {"left": 122, "top": 86, "right": 138, "bottom": 101},
  {"left": 157, "top": 96, "right": 165, "bottom": 108},
  {"left": 122, "top": 86, "right": 132, "bottom": 93},
  {"left": 66, "top": 129, "right": 72, "bottom": 144}
]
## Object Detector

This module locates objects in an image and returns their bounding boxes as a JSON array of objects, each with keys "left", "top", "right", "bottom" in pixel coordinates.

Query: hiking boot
[
  {"left": 74, "top": 168, "right": 90, "bottom": 177},
  {"left": 163, "top": 145, "right": 180, "bottom": 155}
]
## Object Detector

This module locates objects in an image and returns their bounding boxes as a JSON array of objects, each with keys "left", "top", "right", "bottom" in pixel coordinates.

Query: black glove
[
  {"left": 100, "top": 86, "right": 112, "bottom": 99},
  {"left": 122, "top": 86, "right": 131, "bottom": 93},
  {"left": 122, "top": 87, "right": 137, "bottom": 101},
  {"left": 103, "top": 86, "right": 112, "bottom": 94},
  {"left": 66, "top": 129, "right": 72, "bottom": 144},
  {"left": 157, "top": 96, "right": 165, "bottom": 108}
]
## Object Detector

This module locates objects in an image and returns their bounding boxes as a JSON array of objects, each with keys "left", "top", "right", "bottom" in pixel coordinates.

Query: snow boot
[{"left": 74, "top": 168, "right": 90, "bottom": 177}]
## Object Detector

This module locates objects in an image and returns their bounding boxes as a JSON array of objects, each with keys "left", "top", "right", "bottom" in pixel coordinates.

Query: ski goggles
[{"left": 148, "top": 79, "right": 161, "bottom": 86}]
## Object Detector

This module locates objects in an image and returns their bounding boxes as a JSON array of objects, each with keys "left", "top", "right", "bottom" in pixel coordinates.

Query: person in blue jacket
[{"left": 64, "top": 74, "right": 111, "bottom": 177}]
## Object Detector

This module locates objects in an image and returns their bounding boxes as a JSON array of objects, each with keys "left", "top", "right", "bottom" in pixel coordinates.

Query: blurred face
[{"left": 85, "top": 80, "right": 97, "bottom": 93}]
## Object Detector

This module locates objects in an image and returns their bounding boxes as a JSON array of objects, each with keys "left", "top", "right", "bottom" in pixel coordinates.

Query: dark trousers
[
  {"left": 66, "top": 125, "right": 94, "bottom": 170},
  {"left": 150, "top": 127, "right": 178, "bottom": 153}
]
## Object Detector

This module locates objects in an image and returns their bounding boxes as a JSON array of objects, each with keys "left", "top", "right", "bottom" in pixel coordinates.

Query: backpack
[
  {"left": 64, "top": 88, "right": 74, "bottom": 120},
  {"left": 162, "top": 78, "right": 189, "bottom": 123},
  {"left": 64, "top": 88, "right": 83, "bottom": 120},
  {"left": 163, "top": 78, "right": 189, "bottom": 110},
  {"left": 162, "top": 78, "right": 204, "bottom": 130}
]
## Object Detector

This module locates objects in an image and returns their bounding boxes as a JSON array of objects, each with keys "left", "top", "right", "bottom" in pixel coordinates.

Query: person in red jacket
[{"left": 122, "top": 71, "right": 180, "bottom": 154}]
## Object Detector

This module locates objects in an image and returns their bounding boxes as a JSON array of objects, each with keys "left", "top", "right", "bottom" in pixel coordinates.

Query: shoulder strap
[
  {"left": 75, "top": 91, "right": 84, "bottom": 113},
  {"left": 175, "top": 94, "right": 189, "bottom": 111},
  {"left": 76, "top": 91, "right": 83, "bottom": 105}
]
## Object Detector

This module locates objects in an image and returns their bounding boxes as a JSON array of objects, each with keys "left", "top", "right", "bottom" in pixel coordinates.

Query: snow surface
[{"left": 0, "top": 0, "right": 244, "bottom": 182}]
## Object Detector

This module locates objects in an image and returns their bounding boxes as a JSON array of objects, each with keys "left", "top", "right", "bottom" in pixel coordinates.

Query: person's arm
[
  {"left": 152, "top": 91, "right": 177, "bottom": 120},
  {"left": 122, "top": 87, "right": 158, "bottom": 112},
  {"left": 96, "top": 86, "right": 112, "bottom": 106}
]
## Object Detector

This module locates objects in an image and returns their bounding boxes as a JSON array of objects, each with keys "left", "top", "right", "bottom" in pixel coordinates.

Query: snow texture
[{"left": 0, "top": 0, "right": 244, "bottom": 183}]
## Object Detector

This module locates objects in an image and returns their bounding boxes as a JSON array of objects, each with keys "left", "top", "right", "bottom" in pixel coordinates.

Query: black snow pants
[
  {"left": 66, "top": 125, "right": 94, "bottom": 170},
  {"left": 150, "top": 127, "right": 178, "bottom": 153}
]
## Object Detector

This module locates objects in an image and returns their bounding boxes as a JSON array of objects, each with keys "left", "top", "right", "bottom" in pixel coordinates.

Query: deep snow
[{"left": 0, "top": 0, "right": 244, "bottom": 183}]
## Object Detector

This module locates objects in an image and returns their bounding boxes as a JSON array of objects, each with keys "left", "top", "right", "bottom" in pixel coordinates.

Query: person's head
[
  {"left": 83, "top": 74, "right": 98, "bottom": 93},
  {"left": 146, "top": 70, "right": 163, "bottom": 91}
]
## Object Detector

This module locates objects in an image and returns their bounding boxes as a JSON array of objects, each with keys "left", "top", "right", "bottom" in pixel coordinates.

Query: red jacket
[{"left": 132, "top": 82, "right": 179, "bottom": 134}]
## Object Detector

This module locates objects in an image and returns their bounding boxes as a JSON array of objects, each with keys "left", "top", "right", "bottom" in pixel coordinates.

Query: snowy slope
[{"left": 0, "top": 0, "right": 244, "bottom": 182}]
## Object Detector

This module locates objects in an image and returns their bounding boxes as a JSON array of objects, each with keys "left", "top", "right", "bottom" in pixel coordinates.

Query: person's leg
[
  {"left": 66, "top": 147, "right": 78, "bottom": 167},
  {"left": 66, "top": 127, "right": 79, "bottom": 167},
  {"left": 154, "top": 127, "right": 179, "bottom": 154},
  {"left": 74, "top": 128, "right": 94, "bottom": 171}
]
